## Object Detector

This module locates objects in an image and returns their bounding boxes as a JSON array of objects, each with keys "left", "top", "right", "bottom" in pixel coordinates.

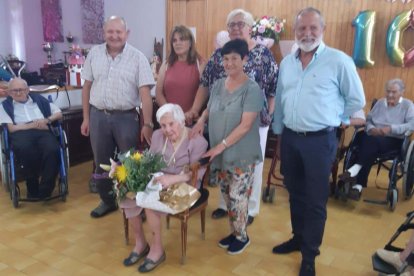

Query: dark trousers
[
  {"left": 10, "top": 129, "right": 60, "bottom": 197},
  {"left": 89, "top": 107, "right": 140, "bottom": 206},
  {"left": 280, "top": 128, "right": 337, "bottom": 263},
  {"left": 356, "top": 134, "right": 403, "bottom": 187}
]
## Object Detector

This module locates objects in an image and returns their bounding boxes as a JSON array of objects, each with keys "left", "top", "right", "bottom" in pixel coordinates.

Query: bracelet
[
  {"left": 222, "top": 139, "right": 228, "bottom": 148},
  {"left": 143, "top": 122, "right": 154, "bottom": 129}
]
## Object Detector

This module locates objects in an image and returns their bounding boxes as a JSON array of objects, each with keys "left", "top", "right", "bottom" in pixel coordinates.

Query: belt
[
  {"left": 285, "top": 127, "right": 336, "bottom": 137},
  {"left": 92, "top": 106, "right": 137, "bottom": 115}
]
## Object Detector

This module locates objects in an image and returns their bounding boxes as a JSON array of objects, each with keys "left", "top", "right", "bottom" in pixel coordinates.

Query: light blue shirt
[{"left": 272, "top": 42, "right": 365, "bottom": 134}]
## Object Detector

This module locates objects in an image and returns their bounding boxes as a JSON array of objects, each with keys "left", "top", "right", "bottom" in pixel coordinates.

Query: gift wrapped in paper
[{"left": 135, "top": 173, "right": 200, "bottom": 214}]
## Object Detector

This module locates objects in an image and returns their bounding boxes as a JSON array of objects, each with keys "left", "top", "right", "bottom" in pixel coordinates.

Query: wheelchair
[
  {"left": 335, "top": 127, "right": 414, "bottom": 211},
  {"left": 372, "top": 211, "right": 414, "bottom": 275},
  {"left": 0, "top": 95, "right": 69, "bottom": 208}
]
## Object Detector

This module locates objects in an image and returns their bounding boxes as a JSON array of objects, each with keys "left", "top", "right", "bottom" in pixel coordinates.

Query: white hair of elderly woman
[
  {"left": 156, "top": 103, "right": 186, "bottom": 126},
  {"left": 226, "top": 8, "right": 255, "bottom": 27}
]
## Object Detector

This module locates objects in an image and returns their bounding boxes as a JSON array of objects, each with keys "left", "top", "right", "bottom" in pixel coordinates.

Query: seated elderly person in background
[
  {"left": 0, "top": 78, "right": 62, "bottom": 198},
  {"left": 339, "top": 78, "right": 414, "bottom": 200},
  {"left": 120, "top": 103, "right": 208, "bottom": 273}
]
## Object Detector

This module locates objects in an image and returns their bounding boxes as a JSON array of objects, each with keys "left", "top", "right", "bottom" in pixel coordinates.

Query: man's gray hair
[
  {"left": 104, "top": 15, "right": 128, "bottom": 30},
  {"left": 8, "top": 77, "right": 28, "bottom": 89},
  {"left": 156, "top": 103, "right": 185, "bottom": 126},
  {"left": 386, "top": 78, "right": 405, "bottom": 93},
  {"left": 294, "top": 7, "right": 325, "bottom": 29},
  {"left": 226, "top": 8, "right": 255, "bottom": 27}
]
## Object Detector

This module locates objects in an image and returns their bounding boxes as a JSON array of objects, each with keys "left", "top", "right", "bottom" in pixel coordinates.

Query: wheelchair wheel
[
  {"left": 11, "top": 183, "right": 19, "bottom": 208},
  {"left": 59, "top": 148, "right": 69, "bottom": 202},
  {"left": 262, "top": 186, "right": 276, "bottom": 203},
  {"left": 269, "top": 186, "right": 275, "bottom": 203},
  {"left": 403, "top": 141, "right": 414, "bottom": 199},
  {"left": 388, "top": 189, "right": 398, "bottom": 211}
]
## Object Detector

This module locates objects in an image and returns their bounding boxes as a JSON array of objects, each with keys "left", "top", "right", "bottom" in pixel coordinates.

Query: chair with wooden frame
[{"left": 122, "top": 161, "right": 209, "bottom": 265}]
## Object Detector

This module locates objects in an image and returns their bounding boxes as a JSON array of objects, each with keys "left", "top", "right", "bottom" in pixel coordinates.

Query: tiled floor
[{"left": 0, "top": 159, "right": 412, "bottom": 275}]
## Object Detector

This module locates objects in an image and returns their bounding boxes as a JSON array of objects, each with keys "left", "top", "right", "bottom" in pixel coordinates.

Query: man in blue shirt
[{"left": 272, "top": 7, "right": 365, "bottom": 276}]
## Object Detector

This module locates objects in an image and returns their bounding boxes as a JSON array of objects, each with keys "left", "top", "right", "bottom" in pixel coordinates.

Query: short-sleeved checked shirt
[{"left": 82, "top": 43, "right": 155, "bottom": 110}]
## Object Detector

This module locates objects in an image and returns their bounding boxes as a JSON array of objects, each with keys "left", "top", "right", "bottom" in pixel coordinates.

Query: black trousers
[
  {"left": 89, "top": 107, "right": 140, "bottom": 206},
  {"left": 356, "top": 133, "right": 403, "bottom": 187},
  {"left": 280, "top": 128, "right": 337, "bottom": 263},
  {"left": 10, "top": 129, "right": 60, "bottom": 197}
]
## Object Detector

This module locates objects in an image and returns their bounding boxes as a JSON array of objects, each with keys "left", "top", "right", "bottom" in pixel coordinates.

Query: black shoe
[
  {"left": 348, "top": 187, "right": 361, "bottom": 201},
  {"left": 339, "top": 171, "right": 357, "bottom": 184},
  {"left": 123, "top": 244, "right": 149, "bottom": 266},
  {"left": 247, "top": 216, "right": 254, "bottom": 226},
  {"left": 90, "top": 201, "right": 118, "bottom": 218},
  {"left": 299, "top": 260, "right": 315, "bottom": 276},
  {"left": 218, "top": 234, "right": 236, "bottom": 249},
  {"left": 212, "top": 208, "right": 227, "bottom": 219},
  {"left": 272, "top": 237, "right": 301, "bottom": 254},
  {"left": 138, "top": 252, "right": 166, "bottom": 273},
  {"left": 227, "top": 236, "right": 250, "bottom": 255}
]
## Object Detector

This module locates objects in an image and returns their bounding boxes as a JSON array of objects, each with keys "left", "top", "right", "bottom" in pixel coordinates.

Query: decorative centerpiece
[
  {"left": 42, "top": 42, "right": 54, "bottom": 65},
  {"left": 66, "top": 44, "right": 86, "bottom": 87},
  {"left": 251, "top": 16, "right": 285, "bottom": 48}
]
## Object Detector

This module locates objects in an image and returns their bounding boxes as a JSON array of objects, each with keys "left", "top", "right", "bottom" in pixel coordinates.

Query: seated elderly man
[
  {"left": 0, "top": 78, "right": 62, "bottom": 199},
  {"left": 339, "top": 78, "right": 414, "bottom": 200}
]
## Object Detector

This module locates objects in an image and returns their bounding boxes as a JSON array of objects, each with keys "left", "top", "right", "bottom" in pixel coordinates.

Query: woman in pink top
[{"left": 155, "top": 25, "right": 206, "bottom": 113}]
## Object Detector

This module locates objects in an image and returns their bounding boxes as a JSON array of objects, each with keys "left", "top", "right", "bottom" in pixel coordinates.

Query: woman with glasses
[
  {"left": 155, "top": 25, "right": 206, "bottom": 113},
  {"left": 192, "top": 39, "right": 263, "bottom": 255},
  {"left": 186, "top": 8, "right": 278, "bottom": 226},
  {"left": 120, "top": 103, "right": 207, "bottom": 272}
]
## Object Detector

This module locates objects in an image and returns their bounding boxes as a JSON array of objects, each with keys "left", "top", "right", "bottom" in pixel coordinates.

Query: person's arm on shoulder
[
  {"left": 185, "top": 54, "right": 214, "bottom": 125},
  {"left": 155, "top": 62, "right": 168, "bottom": 107},
  {"left": 139, "top": 85, "right": 153, "bottom": 145},
  {"left": 80, "top": 80, "right": 92, "bottom": 136}
]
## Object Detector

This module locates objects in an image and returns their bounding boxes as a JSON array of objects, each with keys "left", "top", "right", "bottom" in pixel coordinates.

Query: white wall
[{"left": 0, "top": 0, "right": 166, "bottom": 73}]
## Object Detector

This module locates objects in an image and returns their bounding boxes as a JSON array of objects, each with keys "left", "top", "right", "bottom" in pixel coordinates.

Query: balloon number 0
[{"left": 353, "top": 9, "right": 414, "bottom": 68}]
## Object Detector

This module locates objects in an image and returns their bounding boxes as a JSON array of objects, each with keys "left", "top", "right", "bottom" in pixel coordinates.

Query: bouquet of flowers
[
  {"left": 101, "top": 149, "right": 166, "bottom": 201},
  {"left": 251, "top": 16, "right": 286, "bottom": 42}
]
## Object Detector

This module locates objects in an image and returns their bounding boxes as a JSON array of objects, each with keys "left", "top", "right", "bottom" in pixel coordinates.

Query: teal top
[{"left": 207, "top": 78, "right": 263, "bottom": 170}]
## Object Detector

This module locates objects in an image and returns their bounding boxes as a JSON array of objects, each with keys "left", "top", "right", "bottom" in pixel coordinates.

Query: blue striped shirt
[{"left": 272, "top": 42, "right": 365, "bottom": 134}]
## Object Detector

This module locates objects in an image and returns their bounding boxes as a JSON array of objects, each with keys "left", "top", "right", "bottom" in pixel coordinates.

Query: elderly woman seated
[
  {"left": 339, "top": 78, "right": 414, "bottom": 200},
  {"left": 120, "top": 103, "right": 208, "bottom": 272}
]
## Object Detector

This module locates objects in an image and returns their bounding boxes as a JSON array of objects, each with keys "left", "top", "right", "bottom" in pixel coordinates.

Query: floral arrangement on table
[
  {"left": 251, "top": 16, "right": 286, "bottom": 42},
  {"left": 100, "top": 149, "right": 166, "bottom": 201}
]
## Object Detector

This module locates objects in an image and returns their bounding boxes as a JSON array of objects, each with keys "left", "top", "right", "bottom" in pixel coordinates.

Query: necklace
[{"left": 161, "top": 127, "right": 187, "bottom": 166}]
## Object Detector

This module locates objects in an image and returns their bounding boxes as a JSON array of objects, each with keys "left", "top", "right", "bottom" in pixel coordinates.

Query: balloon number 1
[
  {"left": 353, "top": 11, "right": 376, "bottom": 68},
  {"left": 353, "top": 9, "right": 414, "bottom": 68}
]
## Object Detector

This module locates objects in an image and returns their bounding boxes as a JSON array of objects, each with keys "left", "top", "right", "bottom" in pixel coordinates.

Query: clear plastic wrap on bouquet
[{"left": 135, "top": 172, "right": 200, "bottom": 214}]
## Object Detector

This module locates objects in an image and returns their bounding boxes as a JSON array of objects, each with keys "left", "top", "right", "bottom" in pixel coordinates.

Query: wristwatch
[
  {"left": 143, "top": 122, "right": 154, "bottom": 129},
  {"left": 47, "top": 117, "right": 52, "bottom": 124}
]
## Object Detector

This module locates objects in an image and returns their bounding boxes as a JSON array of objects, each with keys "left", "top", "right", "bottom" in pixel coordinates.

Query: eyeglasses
[
  {"left": 227, "top": 21, "right": 246, "bottom": 30},
  {"left": 7, "top": 88, "right": 27, "bottom": 95}
]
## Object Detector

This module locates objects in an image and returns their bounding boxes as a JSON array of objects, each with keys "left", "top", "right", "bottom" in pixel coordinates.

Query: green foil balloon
[
  {"left": 386, "top": 10, "right": 414, "bottom": 67},
  {"left": 352, "top": 10, "right": 376, "bottom": 68}
]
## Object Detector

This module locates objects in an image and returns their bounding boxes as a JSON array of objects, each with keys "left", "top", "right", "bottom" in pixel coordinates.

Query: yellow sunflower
[
  {"left": 131, "top": 152, "right": 142, "bottom": 162},
  {"left": 115, "top": 164, "right": 127, "bottom": 183}
]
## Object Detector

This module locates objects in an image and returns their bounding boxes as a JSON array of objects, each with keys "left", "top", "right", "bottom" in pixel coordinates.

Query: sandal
[
  {"left": 123, "top": 244, "right": 150, "bottom": 266},
  {"left": 138, "top": 252, "right": 166, "bottom": 273}
]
